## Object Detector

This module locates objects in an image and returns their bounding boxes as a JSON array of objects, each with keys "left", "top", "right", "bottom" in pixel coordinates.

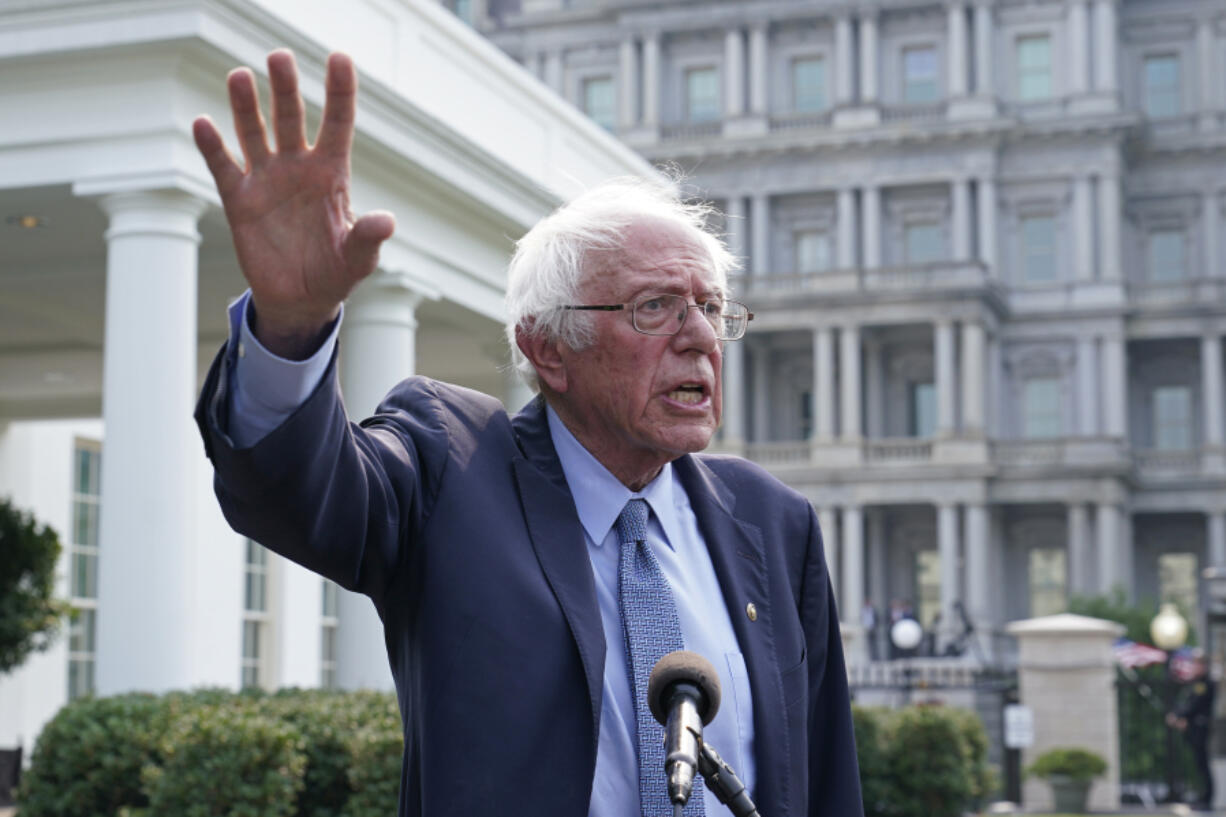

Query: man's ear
[{"left": 516, "top": 325, "right": 568, "bottom": 394}]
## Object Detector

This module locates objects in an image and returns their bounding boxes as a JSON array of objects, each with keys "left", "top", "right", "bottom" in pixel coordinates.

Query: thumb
[{"left": 343, "top": 210, "right": 396, "bottom": 283}]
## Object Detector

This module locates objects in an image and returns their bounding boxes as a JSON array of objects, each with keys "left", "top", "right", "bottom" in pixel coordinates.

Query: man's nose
[{"left": 674, "top": 304, "right": 720, "bottom": 351}]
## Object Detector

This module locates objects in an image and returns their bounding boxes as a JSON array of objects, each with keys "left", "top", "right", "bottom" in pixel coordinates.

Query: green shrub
[
  {"left": 143, "top": 702, "right": 306, "bottom": 817},
  {"left": 340, "top": 717, "right": 403, "bottom": 817},
  {"left": 1026, "top": 747, "right": 1108, "bottom": 782}
]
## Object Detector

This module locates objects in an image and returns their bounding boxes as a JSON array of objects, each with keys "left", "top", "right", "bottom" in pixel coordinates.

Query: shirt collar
[{"left": 546, "top": 404, "right": 683, "bottom": 552}]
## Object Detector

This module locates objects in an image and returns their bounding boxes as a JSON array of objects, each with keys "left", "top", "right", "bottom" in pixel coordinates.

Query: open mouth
[{"left": 668, "top": 384, "right": 707, "bottom": 405}]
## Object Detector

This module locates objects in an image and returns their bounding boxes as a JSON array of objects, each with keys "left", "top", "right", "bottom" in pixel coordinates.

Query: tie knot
[{"left": 616, "top": 498, "right": 650, "bottom": 546}]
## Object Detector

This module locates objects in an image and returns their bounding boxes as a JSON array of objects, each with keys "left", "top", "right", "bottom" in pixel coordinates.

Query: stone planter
[{"left": 1048, "top": 774, "right": 1091, "bottom": 813}]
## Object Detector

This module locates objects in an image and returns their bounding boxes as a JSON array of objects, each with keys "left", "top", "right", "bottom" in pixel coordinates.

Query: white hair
[{"left": 504, "top": 176, "right": 739, "bottom": 387}]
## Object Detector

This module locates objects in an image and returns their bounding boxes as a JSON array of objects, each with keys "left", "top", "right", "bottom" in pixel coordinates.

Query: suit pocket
[{"left": 781, "top": 648, "right": 808, "bottom": 710}]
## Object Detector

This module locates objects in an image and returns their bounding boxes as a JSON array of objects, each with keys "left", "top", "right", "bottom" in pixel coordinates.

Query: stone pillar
[
  {"left": 1067, "top": 0, "right": 1090, "bottom": 96},
  {"left": 1068, "top": 503, "right": 1092, "bottom": 595},
  {"left": 936, "top": 320, "right": 957, "bottom": 435},
  {"left": 93, "top": 189, "right": 207, "bottom": 695},
  {"left": 1098, "top": 172, "right": 1122, "bottom": 280},
  {"left": 938, "top": 503, "right": 961, "bottom": 644},
  {"left": 748, "top": 25, "right": 769, "bottom": 116},
  {"left": 337, "top": 274, "right": 422, "bottom": 690},
  {"left": 862, "top": 184, "right": 881, "bottom": 268},
  {"left": 724, "top": 195, "right": 746, "bottom": 262},
  {"left": 618, "top": 38, "right": 637, "bottom": 129},
  {"left": 1199, "top": 20, "right": 1217, "bottom": 130},
  {"left": 977, "top": 176, "right": 998, "bottom": 272},
  {"left": 860, "top": 12, "right": 879, "bottom": 104},
  {"left": 841, "top": 505, "right": 865, "bottom": 643},
  {"left": 642, "top": 33, "right": 660, "bottom": 128},
  {"left": 1093, "top": 0, "right": 1118, "bottom": 95},
  {"left": 1103, "top": 335, "right": 1127, "bottom": 438},
  {"left": 1204, "top": 334, "right": 1223, "bottom": 448},
  {"left": 1210, "top": 511, "right": 1226, "bottom": 568},
  {"left": 815, "top": 326, "right": 836, "bottom": 440},
  {"left": 952, "top": 177, "right": 971, "bottom": 260},
  {"left": 1078, "top": 336, "right": 1099, "bottom": 436},
  {"left": 837, "top": 187, "right": 857, "bottom": 269},
  {"left": 723, "top": 339, "right": 746, "bottom": 446},
  {"left": 947, "top": 1, "right": 968, "bottom": 98},
  {"left": 1096, "top": 502, "right": 1124, "bottom": 594},
  {"left": 724, "top": 27, "right": 745, "bottom": 118},
  {"left": 751, "top": 193, "right": 770, "bottom": 275},
  {"left": 964, "top": 503, "right": 990, "bottom": 652},
  {"left": 973, "top": 1, "right": 994, "bottom": 95},
  {"left": 820, "top": 507, "right": 840, "bottom": 609},
  {"left": 1007, "top": 614, "right": 1125, "bottom": 812},
  {"left": 841, "top": 324, "right": 862, "bottom": 439},
  {"left": 1074, "top": 175, "right": 1095, "bottom": 280},
  {"left": 835, "top": 14, "right": 854, "bottom": 106},
  {"left": 1205, "top": 189, "right": 1220, "bottom": 278},
  {"left": 961, "top": 321, "right": 985, "bottom": 435}
]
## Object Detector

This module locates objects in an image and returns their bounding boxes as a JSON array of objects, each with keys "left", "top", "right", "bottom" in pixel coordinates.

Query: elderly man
[{"left": 193, "top": 50, "right": 862, "bottom": 817}]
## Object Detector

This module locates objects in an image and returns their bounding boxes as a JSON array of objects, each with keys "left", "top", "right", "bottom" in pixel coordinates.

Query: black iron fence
[{"left": 1117, "top": 666, "right": 1198, "bottom": 806}]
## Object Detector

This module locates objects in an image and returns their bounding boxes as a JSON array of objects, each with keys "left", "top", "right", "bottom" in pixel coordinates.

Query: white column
[
  {"left": 94, "top": 189, "right": 206, "bottom": 695},
  {"left": 275, "top": 558, "right": 325, "bottom": 686},
  {"left": 866, "top": 339, "right": 885, "bottom": 438},
  {"left": 1067, "top": 0, "right": 1090, "bottom": 96},
  {"left": 1074, "top": 175, "right": 1095, "bottom": 280},
  {"left": 724, "top": 28, "right": 745, "bottom": 118},
  {"left": 1205, "top": 189, "right": 1220, "bottom": 278},
  {"left": 977, "top": 176, "right": 998, "bottom": 271},
  {"left": 1096, "top": 503, "right": 1123, "bottom": 594},
  {"left": 1203, "top": 334, "right": 1223, "bottom": 447},
  {"left": 835, "top": 14, "right": 854, "bottom": 106},
  {"left": 337, "top": 275, "right": 422, "bottom": 690},
  {"left": 1093, "top": 0, "right": 1118, "bottom": 95},
  {"left": 1210, "top": 511, "right": 1226, "bottom": 568},
  {"left": 1077, "top": 336, "right": 1099, "bottom": 436},
  {"left": 973, "top": 1, "right": 994, "bottom": 96},
  {"left": 961, "top": 321, "right": 985, "bottom": 435},
  {"left": 862, "top": 185, "right": 881, "bottom": 268},
  {"left": 815, "top": 326, "right": 835, "bottom": 440},
  {"left": 936, "top": 320, "right": 957, "bottom": 435},
  {"left": 819, "top": 507, "right": 840, "bottom": 610},
  {"left": 642, "top": 33, "right": 661, "bottom": 128},
  {"left": 723, "top": 339, "right": 746, "bottom": 445},
  {"left": 1199, "top": 20, "right": 1217, "bottom": 128},
  {"left": 837, "top": 187, "right": 857, "bottom": 269},
  {"left": 947, "top": 1, "right": 968, "bottom": 98},
  {"left": 1098, "top": 172, "right": 1122, "bottom": 280},
  {"left": 723, "top": 195, "right": 746, "bottom": 262},
  {"left": 841, "top": 506, "right": 864, "bottom": 630},
  {"left": 618, "top": 38, "right": 638, "bottom": 129},
  {"left": 859, "top": 12, "right": 879, "bottom": 104},
  {"left": 938, "top": 503, "right": 961, "bottom": 643},
  {"left": 840, "top": 324, "right": 862, "bottom": 439},
  {"left": 751, "top": 193, "right": 770, "bottom": 274},
  {"left": 749, "top": 25, "right": 769, "bottom": 116},
  {"left": 1068, "top": 504, "right": 1092, "bottom": 595},
  {"left": 952, "top": 177, "right": 971, "bottom": 260},
  {"left": 1103, "top": 335, "right": 1127, "bottom": 437},
  {"left": 964, "top": 503, "right": 990, "bottom": 647},
  {"left": 544, "top": 49, "right": 564, "bottom": 94}
]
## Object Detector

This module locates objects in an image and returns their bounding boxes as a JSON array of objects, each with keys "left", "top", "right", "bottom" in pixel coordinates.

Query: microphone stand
[{"left": 697, "top": 740, "right": 761, "bottom": 817}]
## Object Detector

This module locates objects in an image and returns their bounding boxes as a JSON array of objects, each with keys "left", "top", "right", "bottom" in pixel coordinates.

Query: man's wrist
[{"left": 248, "top": 301, "right": 341, "bottom": 361}]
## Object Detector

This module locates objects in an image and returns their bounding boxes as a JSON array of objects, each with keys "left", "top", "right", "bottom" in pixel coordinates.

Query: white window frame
[
  {"left": 1028, "top": 548, "right": 1067, "bottom": 618},
  {"left": 901, "top": 44, "right": 940, "bottom": 104},
  {"left": 1147, "top": 228, "right": 1186, "bottom": 282},
  {"left": 1019, "top": 213, "right": 1058, "bottom": 283},
  {"left": 1152, "top": 384, "right": 1193, "bottom": 450},
  {"left": 580, "top": 74, "right": 616, "bottom": 130},
  {"left": 242, "top": 539, "right": 272, "bottom": 690},
  {"left": 321, "top": 579, "right": 339, "bottom": 689},
  {"left": 791, "top": 55, "right": 827, "bottom": 113},
  {"left": 1022, "top": 376, "right": 1063, "bottom": 439},
  {"left": 1143, "top": 52, "right": 1182, "bottom": 118},
  {"left": 1015, "top": 33, "right": 1053, "bottom": 101},
  {"left": 68, "top": 439, "right": 101, "bottom": 700},
  {"left": 684, "top": 65, "right": 721, "bottom": 123}
]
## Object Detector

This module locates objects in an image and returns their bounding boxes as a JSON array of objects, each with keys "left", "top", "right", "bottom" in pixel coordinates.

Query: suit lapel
[
  {"left": 675, "top": 455, "right": 791, "bottom": 817},
  {"left": 510, "top": 397, "right": 606, "bottom": 756}
]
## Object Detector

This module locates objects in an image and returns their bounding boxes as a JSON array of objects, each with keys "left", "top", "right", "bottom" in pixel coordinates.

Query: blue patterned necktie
[{"left": 616, "top": 498, "right": 705, "bottom": 816}]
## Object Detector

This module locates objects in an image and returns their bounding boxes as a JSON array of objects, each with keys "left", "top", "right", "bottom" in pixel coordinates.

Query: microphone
[{"left": 648, "top": 650, "right": 722, "bottom": 807}]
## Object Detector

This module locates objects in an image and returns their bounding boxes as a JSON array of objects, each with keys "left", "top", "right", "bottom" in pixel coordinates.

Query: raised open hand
[{"left": 193, "top": 50, "right": 395, "bottom": 359}]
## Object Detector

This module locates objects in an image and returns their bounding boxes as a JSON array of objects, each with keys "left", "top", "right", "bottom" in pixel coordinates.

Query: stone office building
[{"left": 473, "top": 0, "right": 1226, "bottom": 660}]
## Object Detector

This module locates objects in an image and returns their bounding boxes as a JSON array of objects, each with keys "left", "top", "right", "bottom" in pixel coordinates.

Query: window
[
  {"left": 1159, "top": 553, "right": 1198, "bottom": 615},
  {"left": 909, "top": 382, "right": 936, "bottom": 437},
  {"left": 68, "top": 440, "right": 101, "bottom": 700},
  {"left": 904, "top": 222, "right": 943, "bottom": 264},
  {"left": 242, "top": 539, "right": 270, "bottom": 689},
  {"left": 1029, "top": 549, "right": 1067, "bottom": 617},
  {"left": 1016, "top": 35, "right": 1052, "bottom": 101},
  {"left": 914, "top": 550, "right": 942, "bottom": 630},
  {"left": 685, "top": 67, "right": 720, "bottom": 122},
  {"left": 1020, "top": 215, "right": 1057, "bottom": 283},
  {"left": 1153, "top": 385, "right": 1193, "bottom": 450},
  {"left": 795, "top": 230, "right": 831, "bottom": 273},
  {"left": 1144, "top": 54, "right": 1181, "bottom": 118},
  {"left": 582, "top": 76, "right": 615, "bottom": 130},
  {"left": 792, "top": 57, "right": 826, "bottom": 112},
  {"left": 449, "top": 0, "right": 472, "bottom": 24},
  {"left": 1148, "top": 230, "right": 1185, "bottom": 281},
  {"left": 903, "top": 46, "right": 939, "bottom": 103},
  {"left": 321, "top": 579, "right": 339, "bottom": 689},
  {"left": 1023, "top": 377, "right": 1062, "bottom": 438}
]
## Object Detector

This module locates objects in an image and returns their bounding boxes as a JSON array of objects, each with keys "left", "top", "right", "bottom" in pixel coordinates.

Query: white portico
[{"left": 0, "top": 0, "right": 652, "bottom": 754}]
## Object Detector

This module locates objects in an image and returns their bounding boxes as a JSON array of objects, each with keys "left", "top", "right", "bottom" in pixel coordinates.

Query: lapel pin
[{"left": 746, "top": 602, "right": 758, "bottom": 622}]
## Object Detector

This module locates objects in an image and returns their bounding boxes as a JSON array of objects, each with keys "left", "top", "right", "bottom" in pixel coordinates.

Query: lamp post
[
  {"left": 1152, "top": 602, "right": 1189, "bottom": 803},
  {"left": 891, "top": 617, "right": 923, "bottom": 705}
]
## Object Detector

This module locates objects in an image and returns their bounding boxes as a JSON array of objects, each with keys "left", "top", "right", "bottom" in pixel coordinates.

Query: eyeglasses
[{"left": 562, "top": 294, "right": 754, "bottom": 341}]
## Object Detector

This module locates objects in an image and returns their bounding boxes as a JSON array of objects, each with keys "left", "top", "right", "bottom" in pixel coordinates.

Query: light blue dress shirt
[{"left": 226, "top": 292, "right": 756, "bottom": 814}]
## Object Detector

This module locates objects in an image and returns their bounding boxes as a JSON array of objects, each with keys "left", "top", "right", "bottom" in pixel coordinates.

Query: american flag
[
  {"left": 1113, "top": 638, "right": 1168, "bottom": 669},
  {"left": 1169, "top": 647, "right": 1205, "bottom": 682}
]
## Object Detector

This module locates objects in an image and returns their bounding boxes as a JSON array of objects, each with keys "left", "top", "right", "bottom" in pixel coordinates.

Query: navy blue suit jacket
[{"left": 195, "top": 344, "right": 863, "bottom": 817}]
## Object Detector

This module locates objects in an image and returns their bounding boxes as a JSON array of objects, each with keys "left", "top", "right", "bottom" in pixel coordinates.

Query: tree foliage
[{"left": 0, "top": 497, "right": 68, "bottom": 674}]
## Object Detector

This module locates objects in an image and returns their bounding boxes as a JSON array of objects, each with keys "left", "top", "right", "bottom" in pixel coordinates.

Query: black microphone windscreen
[{"left": 648, "top": 650, "right": 722, "bottom": 727}]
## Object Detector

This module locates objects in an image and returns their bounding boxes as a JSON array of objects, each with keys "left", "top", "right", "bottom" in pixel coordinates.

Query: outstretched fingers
[
  {"left": 315, "top": 52, "right": 358, "bottom": 160},
  {"left": 192, "top": 116, "right": 244, "bottom": 197},
  {"left": 227, "top": 67, "right": 271, "bottom": 169},
  {"left": 267, "top": 50, "right": 308, "bottom": 154},
  {"left": 342, "top": 211, "right": 397, "bottom": 282}
]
